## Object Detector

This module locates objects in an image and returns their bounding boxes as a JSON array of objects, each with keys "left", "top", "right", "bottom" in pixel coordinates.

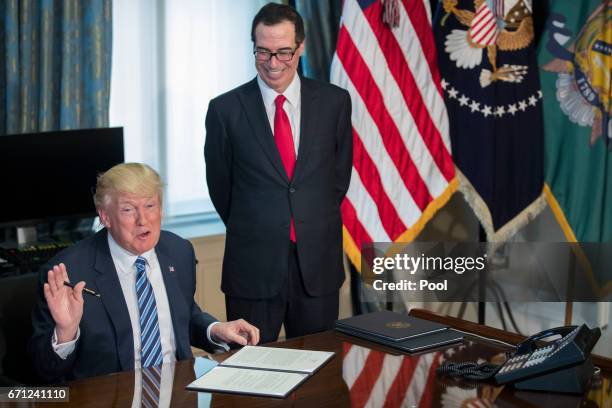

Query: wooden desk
[{"left": 38, "top": 310, "right": 610, "bottom": 407}]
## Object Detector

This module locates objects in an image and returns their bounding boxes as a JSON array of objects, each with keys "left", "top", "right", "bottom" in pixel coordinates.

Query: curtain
[
  {"left": 294, "top": 0, "right": 342, "bottom": 81},
  {"left": 1, "top": 0, "right": 112, "bottom": 135}
]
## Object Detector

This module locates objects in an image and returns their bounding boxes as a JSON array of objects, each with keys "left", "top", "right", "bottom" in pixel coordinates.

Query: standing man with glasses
[{"left": 205, "top": 3, "right": 352, "bottom": 343}]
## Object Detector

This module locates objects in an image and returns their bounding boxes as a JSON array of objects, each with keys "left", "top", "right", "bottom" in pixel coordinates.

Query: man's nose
[
  {"left": 269, "top": 54, "right": 282, "bottom": 67},
  {"left": 135, "top": 208, "right": 146, "bottom": 224}
]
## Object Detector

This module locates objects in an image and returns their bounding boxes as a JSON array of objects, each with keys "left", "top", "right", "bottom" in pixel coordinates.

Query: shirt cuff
[
  {"left": 52, "top": 327, "right": 80, "bottom": 360},
  {"left": 206, "top": 322, "right": 230, "bottom": 352}
]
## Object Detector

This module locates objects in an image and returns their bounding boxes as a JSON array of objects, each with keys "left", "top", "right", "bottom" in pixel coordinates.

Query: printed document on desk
[
  {"left": 186, "top": 346, "right": 335, "bottom": 398},
  {"left": 187, "top": 366, "right": 308, "bottom": 398},
  {"left": 221, "top": 346, "right": 334, "bottom": 373}
]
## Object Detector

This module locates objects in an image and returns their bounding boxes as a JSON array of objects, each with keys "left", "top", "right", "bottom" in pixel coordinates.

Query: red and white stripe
[
  {"left": 331, "top": 0, "right": 454, "bottom": 266},
  {"left": 469, "top": 2, "right": 499, "bottom": 46},
  {"left": 342, "top": 343, "right": 443, "bottom": 407}
]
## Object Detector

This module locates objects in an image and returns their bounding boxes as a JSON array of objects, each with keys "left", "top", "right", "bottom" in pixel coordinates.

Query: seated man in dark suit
[{"left": 30, "top": 163, "right": 259, "bottom": 383}]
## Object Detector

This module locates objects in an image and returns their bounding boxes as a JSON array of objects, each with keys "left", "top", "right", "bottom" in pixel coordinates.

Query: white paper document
[
  {"left": 221, "top": 346, "right": 335, "bottom": 374},
  {"left": 186, "top": 346, "right": 335, "bottom": 398},
  {"left": 188, "top": 366, "right": 308, "bottom": 398}
]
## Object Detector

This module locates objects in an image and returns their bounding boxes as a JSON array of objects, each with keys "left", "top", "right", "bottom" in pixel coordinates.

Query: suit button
[{"left": 289, "top": 187, "right": 296, "bottom": 193}]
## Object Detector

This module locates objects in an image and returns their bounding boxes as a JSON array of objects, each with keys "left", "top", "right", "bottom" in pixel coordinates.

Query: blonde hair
[{"left": 93, "top": 163, "right": 163, "bottom": 209}]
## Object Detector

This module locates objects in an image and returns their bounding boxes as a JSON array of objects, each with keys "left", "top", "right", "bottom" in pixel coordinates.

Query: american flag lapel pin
[{"left": 169, "top": 266, "right": 175, "bottom": 273}]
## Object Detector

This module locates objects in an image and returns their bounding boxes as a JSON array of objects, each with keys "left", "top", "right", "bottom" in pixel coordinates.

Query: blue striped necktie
[{"left": 135, "top": 256, "right": 163, "bottom": 368}]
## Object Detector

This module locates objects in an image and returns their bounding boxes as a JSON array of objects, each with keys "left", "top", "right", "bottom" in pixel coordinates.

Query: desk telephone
[
  {"left": 438, "top": 324, "right": 601, "bottom": 393},
  {"left": 495, "top": 324, "right": 600, "bottom": 393}
]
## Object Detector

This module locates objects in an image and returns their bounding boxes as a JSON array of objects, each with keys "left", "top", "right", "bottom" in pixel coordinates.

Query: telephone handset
[
  {"left": 495, "top": 324, "right": 601, "bottom": 393},
  {"left": 514, "top": 325, "right": 577, "bottom": 354}
]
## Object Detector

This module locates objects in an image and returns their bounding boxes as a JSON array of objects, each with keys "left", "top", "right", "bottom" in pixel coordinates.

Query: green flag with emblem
[{"left": 539, "top": 0, "right": 611, "bottom": 242}]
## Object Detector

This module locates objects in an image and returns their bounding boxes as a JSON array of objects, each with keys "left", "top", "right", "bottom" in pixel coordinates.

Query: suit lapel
[
  {"left": 156, "top": 241, "right": 191, "bottom": 360},
  {"left": 93, "top": 230, "right": 134, "bottom": 371},
  {"left": 294, "top": 78, "right": 318, "bottom": 185},
  {"left": 238, "top": 78, "right": 289, "bottom": 182}
]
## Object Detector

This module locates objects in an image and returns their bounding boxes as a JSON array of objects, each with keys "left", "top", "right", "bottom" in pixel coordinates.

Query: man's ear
[{"left": 98, "top": 208, "right": 110, "bottom": 229}]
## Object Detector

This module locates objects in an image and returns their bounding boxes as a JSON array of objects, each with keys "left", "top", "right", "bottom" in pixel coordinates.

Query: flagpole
[{"left": 478, "top": 225, "right": 486, "bottom": 324}]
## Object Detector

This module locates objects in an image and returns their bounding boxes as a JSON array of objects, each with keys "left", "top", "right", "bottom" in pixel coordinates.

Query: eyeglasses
[{"left": 254, "top": 46, "right": 300, "bottom": 62}]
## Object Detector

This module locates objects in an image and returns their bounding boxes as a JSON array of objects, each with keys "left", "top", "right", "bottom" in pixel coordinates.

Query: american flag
[{"left": 330, "top": 0, "right": 456, "bottom": 271}]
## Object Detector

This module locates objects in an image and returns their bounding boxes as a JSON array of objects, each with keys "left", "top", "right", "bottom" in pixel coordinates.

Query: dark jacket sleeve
[
  {"left": 189, "top": 304, "right": 218, "bottom": 353},
  {"left": 29, "top": 263, "right": 79, "bottom": 383},
  {"left": 335, "top": 90, "right": 353, "bottom": 204},
  {"left": 204, "top": 99, "right": 233, "bottom": 224},
  {"left": 185, "top": 241, "right": 218, "bottom": 352}
]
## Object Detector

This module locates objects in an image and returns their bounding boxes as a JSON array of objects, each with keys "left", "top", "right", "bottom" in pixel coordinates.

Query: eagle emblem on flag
[
  {"left": 541, "top": 3, "right": 611, "bottom": 147},
  {"left": 434, "top": 0, "right": 545, "bottom": 242},
  {"left": 441, "top": 0, "right": 534, "bottom": 87}
]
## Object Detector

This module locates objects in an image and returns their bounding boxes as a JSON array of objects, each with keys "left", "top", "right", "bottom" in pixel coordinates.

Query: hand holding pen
[
  {"left": 43, "top": 263, "right": 91, "bottom": 343},
  {"left": 63, "top": 281, "right": 100, "bottom": 297}
]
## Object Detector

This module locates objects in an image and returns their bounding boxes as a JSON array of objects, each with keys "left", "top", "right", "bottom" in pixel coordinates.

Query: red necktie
[{"left": 274, "top": 95, "right": 297, "bottom": 242}]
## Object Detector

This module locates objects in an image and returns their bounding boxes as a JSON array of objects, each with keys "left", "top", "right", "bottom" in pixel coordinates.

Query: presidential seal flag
[
  {"left": 539, "top": 1, "right": 611, "bottom": 242},
  {"left": 434, "top": 0, "right": 546, "bottom": 241},
  {"left": 331, "top": 0, "right": 457, "bottom": 270}
]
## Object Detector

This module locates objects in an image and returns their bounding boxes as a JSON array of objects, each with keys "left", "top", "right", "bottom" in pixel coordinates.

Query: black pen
[{"left": 63, "top": 281, "right": 101, "bottom": 298}]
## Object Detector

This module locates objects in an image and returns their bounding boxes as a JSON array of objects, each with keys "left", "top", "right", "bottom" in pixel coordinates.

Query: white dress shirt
[
  {"left": 257, "top": 73, "right": 301, "bottom": 155},
  {"left": 52, "top": 234, "right": 227, "bottom": 365},
  {"left": 107, "top": 234, "right": 177, "bottom": 368}
]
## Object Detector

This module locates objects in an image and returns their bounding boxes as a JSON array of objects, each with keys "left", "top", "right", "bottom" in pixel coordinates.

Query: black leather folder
[
  {"left": 335, "top": 310, "right": 449, "bottom": 342},
  {"left": 335, "top": 311, "right": 463, "bottom": 353}
]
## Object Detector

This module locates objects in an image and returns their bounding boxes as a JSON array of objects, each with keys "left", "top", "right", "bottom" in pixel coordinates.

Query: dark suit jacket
[
  {"left": 205, "top": 76, "right": 352, "bottom": 299},
  {"left": 29, "top": 229, "right": 217, "bottom": 383}
]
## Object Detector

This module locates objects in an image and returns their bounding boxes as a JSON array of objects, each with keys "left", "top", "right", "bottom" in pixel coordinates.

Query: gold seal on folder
[{"left": 385, "top": 321, "right": 411, "bottom": 329}]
